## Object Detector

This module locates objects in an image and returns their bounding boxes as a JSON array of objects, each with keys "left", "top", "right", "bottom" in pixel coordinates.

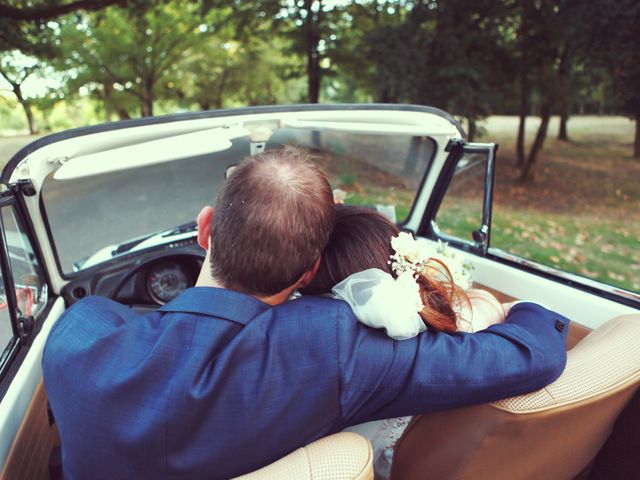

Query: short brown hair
[{"left": 210, "top": 146, "right": 335, "bottom": 296}]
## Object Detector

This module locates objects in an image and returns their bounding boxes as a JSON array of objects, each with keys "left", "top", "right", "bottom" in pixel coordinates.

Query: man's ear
[
  {"left": 296, "top": 257, "right": 322, "bottom": 289},
  {"left": 196, "top": 205, "right": 214, "bottom": 250}
]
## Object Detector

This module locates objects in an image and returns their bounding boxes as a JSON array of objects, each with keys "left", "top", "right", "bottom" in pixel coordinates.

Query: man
[{"left": 43, "top": 147, "right": 569, "bottom": 479}]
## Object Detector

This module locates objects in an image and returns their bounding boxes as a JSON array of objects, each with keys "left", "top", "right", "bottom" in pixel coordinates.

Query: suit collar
[{"left": 158, "top": 287, "right": 270, "bottom": 325}]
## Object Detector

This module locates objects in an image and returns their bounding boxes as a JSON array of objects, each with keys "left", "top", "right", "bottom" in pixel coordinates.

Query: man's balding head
[{"left": 210, "top": 146, "right": 335, "bottom": 296}]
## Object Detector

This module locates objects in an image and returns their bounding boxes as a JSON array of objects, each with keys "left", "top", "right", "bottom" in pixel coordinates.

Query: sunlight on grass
[
  {"left": 340, "top": 115, "right": 638, "bottom": 294},
  {"left": 437, "top": 200, "right": 640, "bottom": 292}
]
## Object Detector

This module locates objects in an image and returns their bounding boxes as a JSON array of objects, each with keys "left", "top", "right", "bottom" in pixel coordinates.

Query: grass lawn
[
  {"left": 482, "top": 115, "right": 639, "bottom": 292},
  {"left": 341, "top": 115, "right": 640, "bottom": 293},
  {"left": 437, "top": 199, "right": 640, "bottom": 292}
]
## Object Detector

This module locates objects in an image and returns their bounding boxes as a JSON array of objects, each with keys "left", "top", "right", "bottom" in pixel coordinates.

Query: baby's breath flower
[{"left": 389, "top": 233, "right": 473, "bottom": 290}]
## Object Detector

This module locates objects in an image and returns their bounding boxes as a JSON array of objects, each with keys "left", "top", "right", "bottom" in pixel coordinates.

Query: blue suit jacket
[{"left": 43, "top": 287, "right": 569, "bottom": 479}]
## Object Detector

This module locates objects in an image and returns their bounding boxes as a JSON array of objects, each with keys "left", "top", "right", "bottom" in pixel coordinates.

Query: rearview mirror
[{"left": 225, "top": 165, "right": 237, "bottom": 180}]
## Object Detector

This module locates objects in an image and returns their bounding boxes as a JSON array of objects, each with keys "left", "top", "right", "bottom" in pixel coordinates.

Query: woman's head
[
  {"left": 303, "top": 204, "right": 399, "bottom": 295},
  {"left": 304, "top": 204, "right": 462, "bottom": 332}
]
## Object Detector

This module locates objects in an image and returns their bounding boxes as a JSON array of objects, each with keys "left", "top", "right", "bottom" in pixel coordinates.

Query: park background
[{"left": 0, "top": 0, "right": 638, "bottom": 292}]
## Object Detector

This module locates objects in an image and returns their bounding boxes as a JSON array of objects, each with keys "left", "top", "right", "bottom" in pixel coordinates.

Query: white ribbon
[{"left": 332, "top": 268, "right": 426, "bottom": 340}]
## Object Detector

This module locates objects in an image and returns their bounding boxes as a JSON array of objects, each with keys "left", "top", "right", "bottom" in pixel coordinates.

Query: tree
[
  {"left": 0, "top": 1, "right": 119, "bottom": 63},
  {"left": 329, "top": 1, "right": 413, "bottom": 103},
  {"left": 587, "top": 0, "right": 640, "bottom": 158},
  {"left": 0, "top": 51, "right": 42, "bottom": 133},
  {"left": 59, "top": 0, "right": 205, "bottom": 117},
  {"left": 0, "top": 0, "right": 124, "bottom": 21},
  {"left": 177, "top": 30, "right": 300, "bottom": 110},
  {"left": 407, "top": 0, "right": 512, "bottom": 141},
  {"left": 204, "top": 0, "right": 342, "bottom": 105},
  {"left": 277, "top": 0, "right": 339, "bottom": 103},
  {"left": 176, "top": 38, "right": 234, "bottom": 111},
  {"left": 511, "top": 0, "right": 582, "bottom": 181}
]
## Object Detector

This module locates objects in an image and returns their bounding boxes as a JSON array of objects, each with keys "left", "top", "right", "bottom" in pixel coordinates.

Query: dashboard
[{"left": 61, "top": 231, "right": 204, "bottom": 311}]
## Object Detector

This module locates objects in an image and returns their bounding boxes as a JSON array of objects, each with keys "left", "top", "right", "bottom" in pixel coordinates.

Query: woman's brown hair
[{"left": 304, "top": 204, "right": 464, "bottom": 333}]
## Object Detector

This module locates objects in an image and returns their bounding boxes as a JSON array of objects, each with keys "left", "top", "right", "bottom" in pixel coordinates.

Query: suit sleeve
[{"left": 336, "top": 302, "right": 569, "bottom": 425}]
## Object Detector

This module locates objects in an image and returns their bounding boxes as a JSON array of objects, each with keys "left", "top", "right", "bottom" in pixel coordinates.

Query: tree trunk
[
  {"left": 21, "top": 100, "right": 36, "bottom": 135},
  {"left": 558, "top": 113, "right": 569, "bottom": 141},
  {"left": 516, "top": 114, "right": 526, "bottom": 167},
  {"left": 104, "top": 101, "right": 113, "bottom": 122},
  {"left": 14, "top": 85, "right": 37, "bottom": 134},
  {"left": 516, "top": 73, "right": 529, "bottom": 166},
  {"left": 116, "top": 108, "right": 131, "bottom": 120},
  {"left": 516, "top": 2, "right": 529, "bottom": 168},
  {"left": 305, "top": 0, "right": 321, "bottom": 103},
  {"left": 214, "top": 69, "right": 229, "bottom": 109},
  {"left": 142, "top": 96, "right": 153, "bottom": 117},
  {"left": 635, "top": 112, "right": 640, "bottom": 159},
  {"left": 103, "top": 83, "right": 113, "bottom": 121},
  {"left": 520, "top": 105, "right": 551, "bottom": 183},
  {"left": 467, "top": 116, "right": 477, "bottom": 142},
  {"left": 556, "top": 43, "right": 571, "bottom": 142},
  {"left": 141, "top": 77, "right": 154, "bottom": 117},
  {"left": 379, "top": 87, "right": 390, "bottom": 103}
]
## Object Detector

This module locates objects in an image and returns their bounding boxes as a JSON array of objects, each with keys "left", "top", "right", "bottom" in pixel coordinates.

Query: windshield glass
[{"left": 41, "top": 125, "right": 436, "bottom": 274}]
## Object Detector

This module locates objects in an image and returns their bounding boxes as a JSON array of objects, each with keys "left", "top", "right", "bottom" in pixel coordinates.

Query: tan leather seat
[
  {"left": 234, "top": 432, "right": 374, "bottom": 480},
  {"left": 392, "top": 314, "right": 640, "bottom": 480}
]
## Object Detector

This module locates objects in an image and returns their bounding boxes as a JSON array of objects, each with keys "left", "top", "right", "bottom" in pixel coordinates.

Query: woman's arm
[
  {"left": 458, "top": 289, "right": 506, "bottom": 332},
  {"left": 336, "top": 301, "right": 570, "bottom": 424}
]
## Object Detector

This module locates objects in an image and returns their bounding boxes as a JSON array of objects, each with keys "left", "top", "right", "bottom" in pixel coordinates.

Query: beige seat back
[
  {"left": 234, "top": 432, "right": 373, "bottom": 480},
  {"left": 392, "top": 314, "right": 640, "bottom": 480}
]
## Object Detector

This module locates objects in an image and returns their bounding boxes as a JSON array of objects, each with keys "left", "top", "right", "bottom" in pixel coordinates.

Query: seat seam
[{"left": 303, "top": 446, "right": 313, "bottom": 480}]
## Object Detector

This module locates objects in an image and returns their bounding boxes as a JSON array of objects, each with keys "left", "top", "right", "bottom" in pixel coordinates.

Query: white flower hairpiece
[{"left": 389, "top": 232, "right": 473, "bottom": 291}]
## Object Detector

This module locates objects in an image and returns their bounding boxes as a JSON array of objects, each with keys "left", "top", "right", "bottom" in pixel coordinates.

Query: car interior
[{"left": 0, "top": 105, "right": 637, "bottom": 479}]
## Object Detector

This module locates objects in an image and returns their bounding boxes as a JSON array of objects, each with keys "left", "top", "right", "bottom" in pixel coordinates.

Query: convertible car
[{"left": 0, "top": 105, "right": 638, "bottom": 479}]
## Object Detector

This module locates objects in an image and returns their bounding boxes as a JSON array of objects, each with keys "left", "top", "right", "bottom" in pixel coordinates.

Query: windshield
[{"left": 41, "top": 125, "right": 436, "bottom": 274}]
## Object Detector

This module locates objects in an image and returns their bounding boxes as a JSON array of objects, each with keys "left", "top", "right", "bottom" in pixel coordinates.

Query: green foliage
[
  {"left": 176, "top": 28, "right": 305, "bottom": 110},
  {"left": 57, "top": 0, "right": 206, "bottom": 117},
  {"left": 586, "top": 0, "right": 640, "bottom": 121},
  {"left": 0, "top": 97, "right": 26, "bottom": 131},
  {"left": 0, "top": 0, "right": 637, "bottom": 150},
  {"left": 0, "top": 3, "right": 59, "bottom": 58},
  {"left": 329, "top": 1, "right": 413, "bottom": 103}
]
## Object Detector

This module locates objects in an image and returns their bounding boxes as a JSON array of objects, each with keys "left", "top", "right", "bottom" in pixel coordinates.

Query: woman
[
  {"left": 304, "top": 204, "right": 506, "bottom": 336},
  {"left": 303, "top": 204, "right": 507, "bottom": 479}
]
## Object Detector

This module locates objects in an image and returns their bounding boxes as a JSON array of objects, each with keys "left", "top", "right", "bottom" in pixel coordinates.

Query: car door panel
[
  {"left": 0, "top": 297, "right": 64, "bottom": 476},
  {"left": 0, "top": 380, "right": 59, "bottom": 480}
]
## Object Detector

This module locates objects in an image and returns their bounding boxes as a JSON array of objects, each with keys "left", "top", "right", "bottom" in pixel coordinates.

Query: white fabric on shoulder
[{"left": 332, "top": 268, "right": 426, "bottom": 340}]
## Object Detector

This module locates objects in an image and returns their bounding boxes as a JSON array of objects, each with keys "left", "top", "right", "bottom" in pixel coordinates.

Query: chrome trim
[
  {"left": 426, "top": 142, "right": 497, "bottom": 256},
  {"left": 489, "top": 248, "right": 640, "bottom": 304},
  {"left": 430, "top": 219, "right": 478, "bottom": 250}
]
